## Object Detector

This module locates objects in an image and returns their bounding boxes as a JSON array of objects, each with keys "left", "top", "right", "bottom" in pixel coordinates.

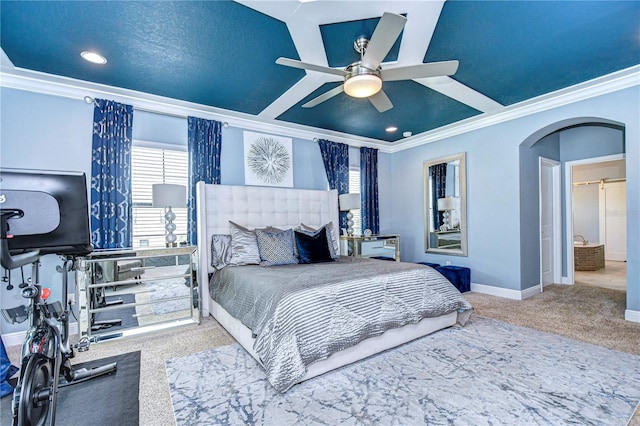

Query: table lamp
[
  {"left": 437, "top": 196, "right": 456, "bottom": 231},
  {"left": 339, "top": 193, "right": 361, "bottom": 236},
  {"left": 152, "top": 183, "right": 187, "bottom": 247}
]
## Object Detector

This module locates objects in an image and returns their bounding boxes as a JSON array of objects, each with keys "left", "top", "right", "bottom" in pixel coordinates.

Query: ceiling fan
[{"left": 276, "top": 12, "right": 459, "bottom": 113}]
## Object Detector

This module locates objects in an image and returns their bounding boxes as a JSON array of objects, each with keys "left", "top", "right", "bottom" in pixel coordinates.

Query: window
[
  {"left": 349, "top": 167, "right": 362, "bottom": 235},
  {"left": 131, "top": 145, "right": 188, "bottom": 248}
]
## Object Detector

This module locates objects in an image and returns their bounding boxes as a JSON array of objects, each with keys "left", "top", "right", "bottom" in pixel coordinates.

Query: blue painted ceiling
[{"left": 1, "top": 1, "right": 638, "bottom": 143}]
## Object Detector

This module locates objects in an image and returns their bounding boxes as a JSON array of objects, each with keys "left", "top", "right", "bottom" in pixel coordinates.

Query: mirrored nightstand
[
  {"left": 75, "top": 245, "right": 199, "bottom": 343},
  {"left": 340, "top": 234, "right": 400, "bottom": 262}
]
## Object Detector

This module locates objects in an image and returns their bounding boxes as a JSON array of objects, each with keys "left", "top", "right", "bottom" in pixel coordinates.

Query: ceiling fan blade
[
  {"left": 361, "top": 12, "right": 407, "bottom": 70},
  {"left": 368, "top": 89, "right": 393, "bottom": 113},
  {"left": 381, "top": 60, "right": 460, "bottom": 81},
  {"left": 276, "top": 57, "right": 348, "bottom": 77},
  {"left": 302, "top": 85, "right": 345, "bottom": 108}
]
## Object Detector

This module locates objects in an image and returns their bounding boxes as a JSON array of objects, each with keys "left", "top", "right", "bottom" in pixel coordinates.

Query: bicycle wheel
[{"left": 16, "top": 353, "right": 54, "bottom": 426}]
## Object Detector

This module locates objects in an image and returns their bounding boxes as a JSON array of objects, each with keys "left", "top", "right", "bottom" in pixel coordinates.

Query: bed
[{"left": 196, "top": 182, "right": 472, "bottom": 392}]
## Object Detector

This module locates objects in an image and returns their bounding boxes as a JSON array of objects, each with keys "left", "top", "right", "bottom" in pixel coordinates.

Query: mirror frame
[{"left": 423, "top": 152, "right": 468, "bottom": 256}]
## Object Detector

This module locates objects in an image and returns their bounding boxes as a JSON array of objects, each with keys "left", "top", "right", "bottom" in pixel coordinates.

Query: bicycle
[{"left": 1, "top": 209, "right": 117, "bottom": 426}]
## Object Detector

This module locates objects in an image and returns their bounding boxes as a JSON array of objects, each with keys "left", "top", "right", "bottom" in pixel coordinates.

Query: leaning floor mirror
[{"left": 423, "top": 152, "right": 468, "bottom": 256}]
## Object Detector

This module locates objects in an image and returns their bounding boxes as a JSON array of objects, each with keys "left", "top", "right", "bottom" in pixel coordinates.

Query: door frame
[
  {"left": 564, "top": 153, "right": 626, "bottom": 284},
  {"left": 539, "top": 157, "right": 561, "bottom": 291}
]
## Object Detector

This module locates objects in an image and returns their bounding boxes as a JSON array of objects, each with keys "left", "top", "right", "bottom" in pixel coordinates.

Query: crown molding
[
  {"left": 0, "top": 64, "right": 394, "bottom": 152},
  {"left": 1, "top": 60, "right": 638, "bottom": 155},
  {"left": 387, "top": 65, "right": 640, "bottom": 153}
]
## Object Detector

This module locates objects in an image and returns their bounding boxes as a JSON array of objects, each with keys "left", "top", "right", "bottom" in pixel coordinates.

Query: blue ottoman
[
  {"left": 435, "top": 265, "right": 470, "bottom": 293},
  {"left": 416, "top": 262, "right": 440, "bottom": 268}
]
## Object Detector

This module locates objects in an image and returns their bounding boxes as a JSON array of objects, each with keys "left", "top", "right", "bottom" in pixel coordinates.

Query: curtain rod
[
  {"left": 573, "top": 177, "right": 626, "bottom": 187},
  {"left": 84, "top": 96, "right": 228, "bottom": 127}
]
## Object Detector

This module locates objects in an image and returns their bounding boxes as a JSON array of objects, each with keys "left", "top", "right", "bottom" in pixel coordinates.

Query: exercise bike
[{"left": 1, "top": 209, "right": 118, "bottom": 426}]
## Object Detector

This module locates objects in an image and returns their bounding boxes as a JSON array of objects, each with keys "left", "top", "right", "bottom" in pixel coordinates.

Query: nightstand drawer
[{"left": 340, "top": 234, "right": 400, "bottom": 261}]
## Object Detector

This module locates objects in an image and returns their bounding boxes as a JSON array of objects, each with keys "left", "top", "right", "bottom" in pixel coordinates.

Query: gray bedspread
[{"left": 209, "top": 256, "right": 472, "bottom": 392}]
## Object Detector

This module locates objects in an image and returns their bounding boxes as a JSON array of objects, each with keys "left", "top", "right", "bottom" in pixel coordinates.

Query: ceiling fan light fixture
[{"left": 344, "top": 74, "right": 382, "bottom": 98}]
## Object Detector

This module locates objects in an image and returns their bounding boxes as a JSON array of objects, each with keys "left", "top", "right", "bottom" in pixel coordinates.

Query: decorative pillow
[
  {"left": 294, "top": 229, "right": 334, "bottom": 264},
  {"left": 210, "top": 234, "right": 232, "bottom": 270},
  {"left": 255, "top": 229, "right": 298, "bottom": 267},
  {"left": 228, "top": 221, "right": 261, "bottom": 266},
  {"left": 298, "top": 222, "right": 339, "bottom": 259}
]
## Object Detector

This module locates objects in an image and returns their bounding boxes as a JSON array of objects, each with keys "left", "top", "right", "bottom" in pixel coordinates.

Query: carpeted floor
[
  {"left": 4, "top": 281, "right": 639, "bottom": 425},
  {"left": 464, "top": 284, "right": 640, "bottom": 356}
]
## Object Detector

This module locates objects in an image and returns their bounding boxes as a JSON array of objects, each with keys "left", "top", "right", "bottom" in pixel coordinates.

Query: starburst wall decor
[{"left": 243, "top": 131, "right": 293, "bottom": 187}]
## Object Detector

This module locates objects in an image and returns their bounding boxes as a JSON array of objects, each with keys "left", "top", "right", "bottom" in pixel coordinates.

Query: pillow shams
[
  {"left": 211, "top": 234, "right": 232, "bottom": 270},
  {"left": 294, "top": 229, "right": 334, "bottom": 264},
  {"left": 228, "top": 221, "right": 261, "bottom": 265},
  {"left": 255, "top": 229, "right": 298, "bottom": 266},
  {"left": 298, "top": 222, "right": 339, "bottom": 259}
]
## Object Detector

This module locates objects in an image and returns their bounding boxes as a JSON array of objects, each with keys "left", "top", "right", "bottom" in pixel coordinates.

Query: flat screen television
[{"left": 0, "top": 168, "right": 93, "bottom": 256}]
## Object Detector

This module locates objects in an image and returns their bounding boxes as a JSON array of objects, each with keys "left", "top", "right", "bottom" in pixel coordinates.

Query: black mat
[
  {"left": 1, "top": 351, "right": 140, "bottom": 426},
  {"left": 91, "top": 293, "right": 139, "bottom": 332}
]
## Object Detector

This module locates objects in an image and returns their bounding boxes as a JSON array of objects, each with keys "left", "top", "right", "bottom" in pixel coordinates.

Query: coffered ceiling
[{"left": 1, "top": 1, "right": 638, "bottom": 145}]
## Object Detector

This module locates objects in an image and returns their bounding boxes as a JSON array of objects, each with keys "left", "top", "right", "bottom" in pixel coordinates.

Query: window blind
[
  {"left": 131, "top": 146, "right": 188, "bottom": 248},
  {"left": 349, "top": 168, "right": 363, "bottom": 235}
]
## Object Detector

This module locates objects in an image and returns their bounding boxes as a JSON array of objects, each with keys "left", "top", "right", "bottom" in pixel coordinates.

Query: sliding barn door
[{"left": 599, "top": 181, "right": 626, "bottom": 261}]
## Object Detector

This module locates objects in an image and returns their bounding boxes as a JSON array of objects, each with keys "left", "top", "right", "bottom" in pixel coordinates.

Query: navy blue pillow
[{"left": 294, "top": 229, "right": 334, "bottom": 264}]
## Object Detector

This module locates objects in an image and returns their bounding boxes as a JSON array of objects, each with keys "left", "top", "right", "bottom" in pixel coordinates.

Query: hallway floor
[{"left": 574, "top": 260, "right": 626, "bottom": 291}]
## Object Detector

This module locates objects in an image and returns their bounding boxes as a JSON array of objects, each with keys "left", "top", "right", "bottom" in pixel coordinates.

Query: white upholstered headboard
[{"left": 195, "top": 182, "right": 339, "bottom": 314}]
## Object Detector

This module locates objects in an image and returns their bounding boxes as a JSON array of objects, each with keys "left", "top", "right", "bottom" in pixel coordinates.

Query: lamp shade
[
  {"left": 437, "top": 196, "right": 456, "bottom": 211},
  {"left": 339, "top": 193, "right": 361, "bottom": 211},
  {"left": 152, "top": 184, "right": 187, "bottom": 208},
  {"left": 343, "top": 74, "right": 382, "bottom": 98}
]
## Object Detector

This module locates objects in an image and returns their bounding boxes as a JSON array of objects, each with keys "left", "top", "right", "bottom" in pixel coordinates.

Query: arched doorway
[{"left": 518, "top": 117, "right": 627, "bottom": 313}]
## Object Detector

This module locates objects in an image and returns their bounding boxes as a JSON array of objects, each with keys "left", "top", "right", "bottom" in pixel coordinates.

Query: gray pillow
[
  {"left": 211, "top": 234, "right": 232, "bottom": 270},
  {"left": 298, "top": 222, "right": 339, "bottom": 259},
  {"left": 228, "top": 221, "right": 261, "bottom": 265},
  {"left": 255, "top": 229, "right": 298, "bottom": 267}
]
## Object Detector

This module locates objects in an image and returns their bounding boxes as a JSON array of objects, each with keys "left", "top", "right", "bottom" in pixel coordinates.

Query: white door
[
  {"left": 540, "top": 158, "right": 560, "bottom": 289},
  {"left": 540, "top": 163, "right": 554, "bottom": 286},
  {"left": 599, "top": 181, "right": 627, "bottom": 261}
]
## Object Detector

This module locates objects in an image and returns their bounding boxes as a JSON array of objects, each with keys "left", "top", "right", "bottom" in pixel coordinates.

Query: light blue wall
[
  {"left": 0, "top": 87, "right": 332, "bottom": 335},
  {"left": 1, "top": 88, "right": 94, "bottom": 334},
  {"left": 219, "top": 126, "right": 328, "bottom": 190},
  {"left": 388, "top": 123, "right": 522, "bottom": 290},
  {"left": 384, "top": 86, "right": 639, "bottom": 314},
  {"left": 2, "top": 83, "right": 639, "bottom": 335}
]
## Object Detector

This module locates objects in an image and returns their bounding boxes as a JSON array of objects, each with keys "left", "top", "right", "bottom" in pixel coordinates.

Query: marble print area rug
[{"left": 166, "top": 316, "right": 640, "bottom": 426}]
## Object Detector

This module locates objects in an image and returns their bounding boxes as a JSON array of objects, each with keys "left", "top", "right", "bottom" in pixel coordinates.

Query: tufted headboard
[{"left": 195, "top": 182, "right": 340, "bottom": 314}]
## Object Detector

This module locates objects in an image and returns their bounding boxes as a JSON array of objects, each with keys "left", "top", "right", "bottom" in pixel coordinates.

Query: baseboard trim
[
  {"left": 1, "top": 322, "right": 79, "bottom": 347},
  {"left": 470, "top": 282, "right": 541, "bottom": 300},
  {"left": 561, "top": 276, "right": 573, "bottom": 285},
  {"left": 625, "top": 310, "right": 640, "bottom": 323}
]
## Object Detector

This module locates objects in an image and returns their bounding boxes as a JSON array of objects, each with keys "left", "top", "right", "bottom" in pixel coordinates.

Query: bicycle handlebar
[{"left": 0, "top": 210, "right": 41, "bottom": 270}]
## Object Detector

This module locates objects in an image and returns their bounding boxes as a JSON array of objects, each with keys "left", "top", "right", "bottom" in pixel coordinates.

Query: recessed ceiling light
[
  {"left": 385, "top": 126, "right": 398, "bottom": 132},
  {"left": 81, "top": 51, "right": 107, "bottom": 65}
]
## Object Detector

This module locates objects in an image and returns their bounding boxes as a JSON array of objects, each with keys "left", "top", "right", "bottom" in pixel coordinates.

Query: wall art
[{"left": 243, "top": 131, "right": 293, "bottom": 187}]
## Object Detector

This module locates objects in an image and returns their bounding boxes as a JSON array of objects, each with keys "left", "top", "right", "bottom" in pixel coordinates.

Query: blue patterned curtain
[
  {"left": 360, "top": 147, "right": 379, "bottom": 234},
  {"left": 430, "top": 163, "right": 447, "bottom": 230},
  {"left": 188, "top": 117, "right": 222, "bottom": 244},
  {"left": 90, "top": 99, "right": 133, "bottom": 249},
  {"left": 318, "top": 139, "right": 350, "bottom": 230}
]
